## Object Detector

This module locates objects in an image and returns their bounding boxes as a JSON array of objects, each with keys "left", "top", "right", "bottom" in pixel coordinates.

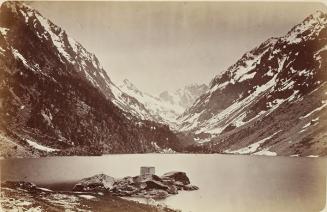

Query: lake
[{"left": 1, "top": 154, "right": 326, "bottom": 212}]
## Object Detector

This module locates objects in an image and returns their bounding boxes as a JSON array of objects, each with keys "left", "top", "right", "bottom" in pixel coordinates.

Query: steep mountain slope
[
  {"left": 0, "top": 1, "right": 182, "bottom": 157},
  {"left": 119, "top": 79, "right": 208, "bottom": 127},
  {"left": 178, "top": 11, "right": 327, "bottom": 156}
]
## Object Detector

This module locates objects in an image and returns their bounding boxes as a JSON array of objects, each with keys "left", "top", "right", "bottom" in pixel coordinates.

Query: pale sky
[{"left": 31, "top": 1, "right": 327, "bottom": 95}]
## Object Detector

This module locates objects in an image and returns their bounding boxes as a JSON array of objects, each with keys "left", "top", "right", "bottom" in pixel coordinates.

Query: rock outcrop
[
  {"left": 73, "top": 172, "right": 198, "bottom": 199},
  {"left": 72, "top": 174, "right": 116, "bottom": 192}
]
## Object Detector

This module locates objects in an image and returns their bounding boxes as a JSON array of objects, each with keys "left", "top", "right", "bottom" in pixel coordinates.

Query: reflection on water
[{"left": 1, "top": 154, "right": 326, "bottom": 212}]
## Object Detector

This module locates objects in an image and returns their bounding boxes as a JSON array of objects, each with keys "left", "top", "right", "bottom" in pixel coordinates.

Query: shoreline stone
[{"left": 73, "top": 171, "right": 199, "bottom": 199}]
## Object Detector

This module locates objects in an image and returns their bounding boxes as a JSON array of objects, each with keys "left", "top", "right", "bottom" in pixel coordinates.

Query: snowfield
[
  {"left": 225, "top": 131, "right": 281, "bottom": 155},
  {"left": 25, "top": 139, "right": 59, "bottom": 152}
]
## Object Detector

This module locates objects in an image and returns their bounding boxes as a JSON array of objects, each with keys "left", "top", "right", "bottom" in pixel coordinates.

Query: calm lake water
[{"left": 1, "top": 154, "right": 327, "bottom": 212}]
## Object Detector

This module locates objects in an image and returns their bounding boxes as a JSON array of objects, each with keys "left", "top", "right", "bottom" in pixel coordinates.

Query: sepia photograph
[{"left": 0, "top": 0, "right": 327, "bottom": 211}]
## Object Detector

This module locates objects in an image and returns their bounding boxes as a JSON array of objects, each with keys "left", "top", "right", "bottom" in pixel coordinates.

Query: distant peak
[
  {"left": 184, "top": 83, "right": 207, "bottom": 89},
  {"left": 185, "top": 83, "right": 198, "bottom": 89},
  {"left": 122, "top": 79, "right": 136, "bottom": 88},
  {"left": 159, "top": 90, "right": 170, "bottom": 97},
  {"left": 121, "top": 79, "right": 140, "bottom": 92},
  {"left": 123, "top": 78, "right": 132, "bottom": 85}
]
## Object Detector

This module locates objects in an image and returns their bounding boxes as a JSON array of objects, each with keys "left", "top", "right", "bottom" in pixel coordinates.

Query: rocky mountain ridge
[
  {"left": 178, "top": 10, "right": 327, "bottom": 156},
  {"left": 119, "top": 79, "right": 208, "bottom": 127},
  {"left": 0, "top": 1, "right": 182, "bottom": 156},
  {"left": 1, "top": 2, "right": 326, "bottom": 157}
]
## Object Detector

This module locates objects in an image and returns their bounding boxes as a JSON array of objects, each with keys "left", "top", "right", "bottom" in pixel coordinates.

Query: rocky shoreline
[
  {"left": 0, "top": 181, "right": 176, "bottom": 212},
  {"left": 0, "top": 171, "right": 198, "bottom": 211},
  {"left": 73, "top": 171, "right": 199, "bottom": 199}
]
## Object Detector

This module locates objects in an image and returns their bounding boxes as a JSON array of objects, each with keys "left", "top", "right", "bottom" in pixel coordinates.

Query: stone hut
[{"left": 140, "top": 166, "right": 155, "bottom": 177}]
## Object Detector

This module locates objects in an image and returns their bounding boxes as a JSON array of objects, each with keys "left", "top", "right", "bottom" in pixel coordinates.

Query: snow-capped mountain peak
[
  {"left": 0, "top": 1, "right": 183, "bottom": 155},
  {"left": 121, "top": 79, "right": 143, "bottom": 95},
  {"left": 160, "top": 84, "right": 209, "bottom": 109},
  {"left": 119, "top": 79, "right": 183, "bottom": 126},
  {"left": 119, "top": 79, "right": 208, "bottom": 127},
  {"left": 178, "top": 10, "right": 327, "bottom": 156},
  {"left": 2, "top": 1, "right": 168, "bottom": 122},
  {"left": 282, "top": 10, "right": 327, "bottom": 45}
]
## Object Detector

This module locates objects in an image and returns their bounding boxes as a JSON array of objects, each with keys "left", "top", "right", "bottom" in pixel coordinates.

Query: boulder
[
  {"left": 166, "top": 185, "right": 178, "bottom": 194},
  {"left": 183, "top": 184, "right": 199, "bottom": 191},
  {"left": 73, "top": 174, "right": 115, "bottom": 192},
  {"left": 162, "top": 172, "right": 190, "bottom": 185},
  {"left": 173, "top": 181, "right": 185, "bottom": 190},
  {"left": 141, "top": 180, "right": 169, "bottom": 190},
  {"left": 111, "top": 185, "right": 139, "bottom": 196},
  {"left": 139, "top": 174, "right": 163, "bottom": 182},
  {"left": 72, "top": 171, "right": 198, "bottom": 200}
]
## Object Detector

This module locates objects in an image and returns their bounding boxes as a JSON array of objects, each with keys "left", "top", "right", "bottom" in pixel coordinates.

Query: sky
[{"left": 31, "top": 1, "right": 327, "bottom": 95}]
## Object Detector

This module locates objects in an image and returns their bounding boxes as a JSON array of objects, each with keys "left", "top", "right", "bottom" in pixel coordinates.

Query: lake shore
[
  {"left": 1, "top": 154, "right": 326, "bottom": 212},
  {"left": 0, "top": 181, "right": 177, "bottom": 212}
]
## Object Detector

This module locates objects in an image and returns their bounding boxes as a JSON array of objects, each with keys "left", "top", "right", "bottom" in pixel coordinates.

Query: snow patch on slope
[
  {"left": 194, "top": 57, "right": 287, "bottom": 134},
  {"left": 300, "top": 100, "right": 327, "bottom": 119},
  {"left": 225, "top": 131, "right": 281, "bottom": 155},
  {"left": 0, "top": 27, "right": 9, "bottom": 36},
  {"left": 25, "top": 138, "right": 58, "bottom": 152},
  {"left": 283, "top": 11, "right": 327, "bottom": 44},
  {"left": 35, "top": 13, "right": 73, "bottom": 62},
  {"left": 119, "top": 79, "right": 184, "bottom": 123}
]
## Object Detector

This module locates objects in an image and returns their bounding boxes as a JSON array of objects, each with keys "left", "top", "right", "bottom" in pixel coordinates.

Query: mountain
[
  {"left": 0, "top": 1, "right": 182, "bottom": 157},
  {"left": 119, "top": 79, "right": 208, "bottom": 127},
  {"left": 159, "top": 84, "right": 209, "bottom": 110},
  {"left": 119, "top": 79, "right": 184, "bottom": 126},
  {"left": 178, "top": 11, "right": 327, "bottom": 156}
]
